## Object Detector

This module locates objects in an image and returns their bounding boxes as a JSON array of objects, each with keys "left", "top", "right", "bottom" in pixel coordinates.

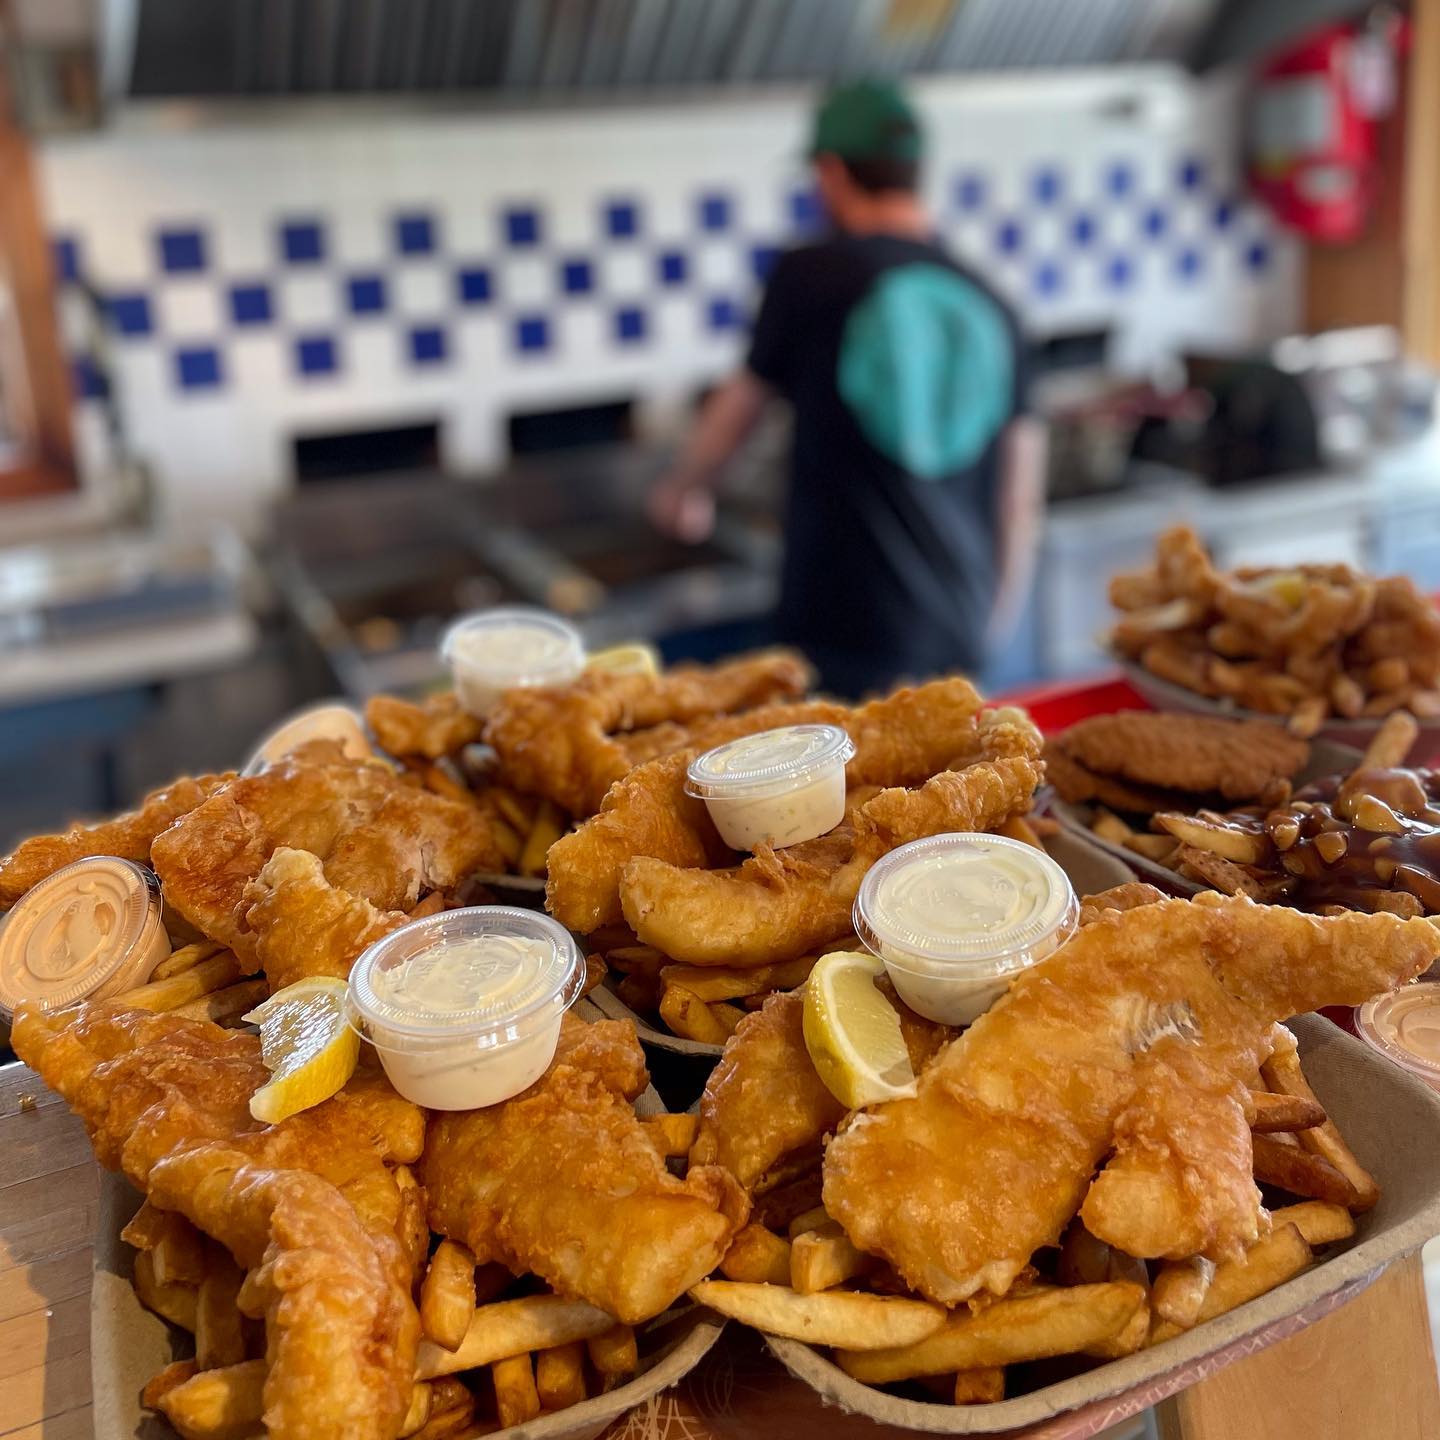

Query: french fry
[
  {"left": 689, "top": 1281, "right": 945, "bottom": 1349},
  {"left": 606, "top": 945, "right": 666, "bottom": 975},
  {"left": 1261, "top": 1029, "right": 1379, "bottom": 1211},
  {"left": 641, "top": 1113, "right": 699, "bottom": 1157},
  {"left": 1362, "top": 710, "right": 1419, "bottom": 768},
  {"left": 790, "top": 1229, "right": 871, "bottom": 1294},
  {"left": 710, "top": 1002, "right": 746, "bottom": 1037},
  {"left": 720, "top": 1224, "right": 793, "bottom": 1286},
  {"left": 421, "top": 1240, "right": 478, "bottom": 1352},
  {"left": 586, "top": 1323, "right": 639, "bottom": 1384},
  {"left": 787, "top": 1205, "right": 833, "bottom": 1239},
  {"left": 491, "top": 787, "right": 537, "bottom": 835},
  {"left": 133, "top": 1248, "right": 198, "bottom": 1331},
  {"left": 953, "top": 1368, "right": 1005, "bottom": 1405},
  {"left": 393, "top": 1165, "right": 430, "bottom": 1278},
  {"left": 126, "top": 1207, "right": 208, "bottom": 1287},
  {"left": 1151, "top": 1257, "right": 1215, "bottom": 1329},
  {"left": 172, "top": 978, "right": 269, "bottom": 1026},
  {"left": 142, "top": 1359, "right": 199, "bottom": 1410},
  {"left": 420, "top": 1378, "right": 472, "bottom": 1423},
  {"left": 1252, "top": 1131, "right": 1360, "bottom": 1206},
  {"left": 1249, "top": 1090, "right": 1326, "bottom": 1133},
  {"left": 1124, "top": 834, "right": 1180, "bottom": 863},
  {"left": 422, "top": 763, "right": 472, "bottom": 806},
  {"left": 416, "top": 1295, "right": 616, "bottom": 1378},
  {"left": 410, "top": 1395, "right": 477, "bottom": 1440},
  {"left": 1270, "top": 1200, "right": 1356, "bottom": 1247},
  {"left": 114, "top": 953, "right": 246, "bottom": 1012},
  {"left": 151, "top": 940, "right": 223, "bottom": 981},
  {"left": 407, "top": 891, "right": 448, "bottom": 920},
  {"left": 1086, "top": 1291, "right": 1150, "bottom": 1359},
  {"left": 615, "top": 971, "right": 662, "bottom": 1015},
  {"left": 998, "top": 815, "right": 1044, "bottom": 850},
  {"left": 490, "top": 818, "right": 523, "bottom": 868},
  {"left": 754, "top": 1172, "right": 825, "bottom": 1231},
  {"left": 1287, "top": 695, "right": 1328, "bottom": 739},
  {"left": 121, "top": 1198, "right": 172, "bottom": 1251},
  {"left": 581, "top": 953, "right": 607, "bottom": 997},
  {"left": 1091, "top": 810, "right": 1136, "bottom": 846},
  {"left": 398, "top": 1384, "right": 433, "bottom": 1438},
  {"left": 472, "top": 1261, "right": 513, "bottom": 1306},
  {"left": 1175, "top": 844, "right": 1265, "bottom": 898},
  {"left": 157, "top": 1359, "right": 266, "bottom": 1440},
  {"left": 536, "top": 1341, "right": 588, "bottom": 1410},
  {"left": 492, "top": 1353, "right": 541, "bottom": 1428},
  {"left": 660, "top": 953, "right": 818, "bottom": 1002},
  {"left": 195, "top": 1250, "right": 246, "bottom": 1369},
  {"left": 660, "top": 982, "right": 730, "bottom": 1044},
  {"left": 1155, "top": 813, "right": 1265, "bottom": 865},
  {"left": 520, "top": 799, "right": 565, "bottom": 877},
  {"left": 834, "top": 1283, "right": 1145, "bottom": 1382}
]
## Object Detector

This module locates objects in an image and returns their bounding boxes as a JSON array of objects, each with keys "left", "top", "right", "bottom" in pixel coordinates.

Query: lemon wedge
[
  {"left": 586, "top": 642, "right": 660, "bottom": 677},
  {"left": 243, "top": 977, "right": 359, "bottom": 1123},
  {"left": 802, "top": 952, "right": 917, "bottom": 1109}
]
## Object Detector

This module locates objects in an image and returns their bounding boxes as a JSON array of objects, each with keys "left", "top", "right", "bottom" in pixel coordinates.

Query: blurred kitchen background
[{"left": 3, "top": 0, "right": 1439, "bottom": 846}]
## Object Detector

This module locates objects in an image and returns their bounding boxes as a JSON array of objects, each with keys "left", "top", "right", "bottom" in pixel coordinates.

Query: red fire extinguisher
[{"left": 1248, "top": 15, "right": 1405, "bottom": 244}]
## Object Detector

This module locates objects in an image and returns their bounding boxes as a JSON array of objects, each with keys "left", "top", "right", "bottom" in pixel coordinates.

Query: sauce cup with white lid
[
  {"left": 346, "top": 906, "right": 584, "bottom": 1110},
  {"left": 854, "top": 832, "right": 1079, "bottom": 1026},
  {"left": 0, "top": 856, "right": 170, "bottom": 1021},
  {"left": 440, "top": 606, "right": 586, "bottom": 718},
  {"left": 1355, "top": 982, "right": 1440, "bottom": 1092},
  {"left": 242, "top": 701, "right": 372, "bottom": 776},
  {"left": 685, "top": 724, "right": 856, "bottom": 851}
]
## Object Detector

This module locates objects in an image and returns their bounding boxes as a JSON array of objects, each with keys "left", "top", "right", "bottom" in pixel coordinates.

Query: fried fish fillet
[
  {"left": 546, "top": 678, "right": 987, "bottom": 933},
  {"left": 822, "top": 896, "right": 1439, "bottom": 1304},
  {"left": 1055, "top": 713, "right": 1309, "bottom": 801},
  {"left": 422, "top": 1014, "right": 747, "bottom": 1323},
  {"left": 151, "top": 741, "right": 503, "bottom": 966},
  {"left": 0, "top": 771, "right": 235, "bottom": 906},
  {"left": 12, "top": 1004, "right": 423, "bottom": 1440},
  {"left": 365, "top": 691, "right": 484, "bottom": 761},
  {"left": 1042, "top": 743, "right": 1188, "bottom": 814}
]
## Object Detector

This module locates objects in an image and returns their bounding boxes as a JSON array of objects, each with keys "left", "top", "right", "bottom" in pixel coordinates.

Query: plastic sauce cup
[
  {"left": 346, "top": 906, "right": 584, "bottom": 1110},
  {"left": 242, "top": 702, "right": 372, "bottom": 776},
  {"left": 1355, "top": 982, "right": 1440, "bottom": 1092},
  {"left": 685, "top": 724, "right": 856, "bottom": 852},
  {"left": 0, "top": 857, "right": 170, "bottom": 1020},
  {"left": 440, "top": 607, "right": 586, "bottom": 718},
  {"left": 854, "top": 833, "right": 1079, "bottom": 1025}
]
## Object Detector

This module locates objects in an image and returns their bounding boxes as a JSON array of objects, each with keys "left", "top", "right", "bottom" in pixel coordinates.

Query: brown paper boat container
[
  {"left": 591, "top": 831, "right": 1138, "bottom": 1059},
  {"left": 1045, "top": 738, "right": 1362, "bottom": 898},
  {"left": 762, "top": 1013, "right": 1440, "bottom": 1435},
  {"left": 91, "top": 1007, "right": 725, "bottom": 1440}
]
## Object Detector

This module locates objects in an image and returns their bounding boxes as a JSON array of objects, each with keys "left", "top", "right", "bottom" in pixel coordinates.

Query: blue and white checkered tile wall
[{"left": 52, "top": 155, "right": 1281, "bottom": 401}]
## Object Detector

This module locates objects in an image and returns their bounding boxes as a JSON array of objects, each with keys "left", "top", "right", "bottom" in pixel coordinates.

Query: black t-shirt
[{"left": 747, "top": 231, "right": 1027, "bottom": 686}]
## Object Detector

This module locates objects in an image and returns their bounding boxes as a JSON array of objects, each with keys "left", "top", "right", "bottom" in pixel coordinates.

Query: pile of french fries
[
  {"left": 690, "top": 1023, "right": 1371, "bottom": 1408},
  {"left": 1084, "top": 713, "right": 1440, "bottom": 916}
]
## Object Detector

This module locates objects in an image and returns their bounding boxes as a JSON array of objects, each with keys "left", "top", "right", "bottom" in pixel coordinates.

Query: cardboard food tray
[
  {"left": 1045, "top": 738, "right": 1362, "bottom": 899},
  {"left": 91, "top": 1005, "right": 726, "bottom": 1440},
  {"left": 764, "top": 1012, "right": 1440, "bottom": 1436},
  {"left": 591, "top": 831, "right": 1140, "bottom": 1060}
]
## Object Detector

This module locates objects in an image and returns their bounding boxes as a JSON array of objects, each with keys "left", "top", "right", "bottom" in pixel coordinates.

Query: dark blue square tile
[
  {"left": 458, "top": 267, "right": 492, "bottom": 305},
  {"left": 280, "top": 219, "right": 326, "bottom": 264},
  {"left": 409, "top": 326, "right": 447, "bottom": 365},
  {"left": 995, "top": 219, "right": 1024, "bottom": 256},
  {"left": 515, "top": 315, "right": 550, "bottom": 353},
  {"left": 1105, "top": 161, "right": 1134, "bottom": 198},
  {"left": 347, "top": 275, "right": 387, "bottom": 315},
  {"left": 505, "top": 208, "right": 542, "bottom": 247},
  {"left": 1246, "top": 239, "right": 1271, "bottom": 273},
  {"left": 295, "top": 335, "right": 338, "bottom": 377},
  {"left": 108, "top": 293, "right": 152, "bottom": 337},
  {"left": 1176, "top": 246, "right": 1203, "bottom": 281},
  {"left": 71, "top": 354, "right": 107, "bottom": 401},
  {"left": 614, "top": 307, "right": 646, "bottom": 343},
  {"left": 706, "top": 296, "right": 740, "bottom": 331},
  {"left": 1213, "top": 199, "right": 1236, "bottom": 231},
  {"left": 561, "top": 259, "right": 593, "bottom": 296},
  {"left": 395, "top": 213, "right": 436, "bottom": 256},
  {"left": 789, "top": 187, "right": 822, "bottom": 229},
  {"left": 955, "top": 172, "right": 987, "bottom": 212},
  {"left": 175, "top": 346, "right": 222, "bottom": 390},
  {"left": 699, "top": 193, "right": 732, "bottom": 232},
  {"left": 750, "top": 244, "right": 779, "bottom": 282},
  {"left": 605, "top": 200, "right": 640, "bottom": 239},
  {"left": 1069, "top": 213, "right": 1096, "bottom": 248},
  {"left": 1142, "top": 206, "right": 1168, "bottom": 240},
  {"left": 1105, "top": 254, "right": 1133, "bottom": 290},
  {"left": 1031, "top": 167, "right": 1063, "bottom": 206},
  {"left": 52, "top": 235, "right": 81, "bottom": 284},
  {"left": 1178, "top": 156, "right": 1205, "bottom": 192},
  {"left": 1032, "top": 261, "right": 1063, "bottom": 298},
  {"left": 229, "top": 283, "right": 272, "bottom": 326},
  {"left": 158, "top": 227, "right": 206, "bottom": 274},
  {"left": 658, "top": 251, "right": 688, "bottom": 287}
]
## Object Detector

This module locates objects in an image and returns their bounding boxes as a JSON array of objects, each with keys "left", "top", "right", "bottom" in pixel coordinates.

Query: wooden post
[{"left": 1404, "top": 0, "right": 1440, "bottom": 364}]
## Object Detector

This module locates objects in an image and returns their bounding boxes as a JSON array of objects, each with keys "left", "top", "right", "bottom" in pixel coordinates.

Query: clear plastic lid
[
  {"left": 0, "top": 857, "right": 164, "bottom": 1018},
  {"left": 855, "top": 833, "right": 1078, "bottom": 976},
  {"left": 686, "top": 724, "right": 855, "bottom": 800},
  {"left": 347, "top": 906, "right": 583, "bottom": 1050},
  {"left": 1355, "top": 983, "right": 1440, "bottom": 1088},
  {"left": 439, "top": 607, "right": 586, "bottom": 686}
]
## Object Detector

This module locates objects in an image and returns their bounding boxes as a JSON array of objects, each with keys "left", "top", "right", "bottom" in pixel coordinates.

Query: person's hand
[{"left": 647, "top": 473, "right": 716, "bottom": 544}]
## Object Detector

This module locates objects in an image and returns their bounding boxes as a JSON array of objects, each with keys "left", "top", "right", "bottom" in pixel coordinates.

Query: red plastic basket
[{"left": 993, "top": 670, "right": 1152, "bottom": 735}]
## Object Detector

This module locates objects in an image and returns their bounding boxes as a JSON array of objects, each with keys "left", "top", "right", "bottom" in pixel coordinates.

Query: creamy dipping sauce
[
  {"left": 346, "top": 907, "right": 583, "bottom": 1110},
  {"left": 854, "top": 833, "right": 1078, "bottom": 1025},
  {"left": 1356, "top": 982, "right": 1440, "bottom": 1091},
  {"left": 0, "top": 857, "right": 169, "bottom": 1019},
  {"left": 441, "top": 608, "right": 585, "bottom": 718},
  {"left": 686, "top": 724, "right": 855, "bottom": 851},
  {"left": 243, "top": 703, "right": 372, "bottom": 776}
]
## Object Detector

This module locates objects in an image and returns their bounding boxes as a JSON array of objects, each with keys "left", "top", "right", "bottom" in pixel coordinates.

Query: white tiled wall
[{"left": 38, "top": 65, "right": 1300, "bottom": 530}]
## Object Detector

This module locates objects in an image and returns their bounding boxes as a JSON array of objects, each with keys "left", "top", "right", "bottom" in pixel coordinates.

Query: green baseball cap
[{"left": 809, "top": 79, "right": 922, "bottom": 164}]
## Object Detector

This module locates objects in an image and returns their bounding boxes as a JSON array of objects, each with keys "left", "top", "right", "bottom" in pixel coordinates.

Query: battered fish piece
[
  {"left": 151, "top": 741, "right": 504, "bottom": 966},
  {"left": 823, "top": 896, "right": 1439, "bottom": 1303},
  {"left": 1042, "top": 744, "right": 1187, "bottom": 814},
  {"left": 0, "top": 771, "right": 235, "bottom": 906},
  {"left": 422, "top": 1015, "right": 747, "bottom": 1323},
  {"left": 365, "top": 691, "right": 483, "bottom": 761},
  {"left": 1056, "top": 713, "right": 1309, "bottom": 801}
]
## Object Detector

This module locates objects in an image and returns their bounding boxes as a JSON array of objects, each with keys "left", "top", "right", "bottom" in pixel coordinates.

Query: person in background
[{"left": 649, "top": 80, "right": 1046, "bottom": 699}]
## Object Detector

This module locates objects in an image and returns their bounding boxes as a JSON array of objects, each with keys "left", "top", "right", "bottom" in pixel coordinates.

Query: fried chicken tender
[
  {"left": 365, "top": 691, "right": 484, "bottom": 761},
  {"left": 12, "top": 1004, "right": 423, "bottom": 1440},
  {"left": 1042, "top": 744, "right": 1187, "bottom": 814},
  {"left": 242, "top": 848, "right": 409, "bottom": 992},
  {"left": 422, "top": 1015, "right": 747, "bottom": 1323},
  {"left": 485, "top": 650, "right": 812, "bottom": 817},
  {"left": 1054, "top": 713, "right": 1309, "bottom": 801},
  {"left": 0, "top": 771, "right": 235, "bottom": 906},
  {"left": 546, "top": 678, "right": 988, "bottom": 933},
  {"left": 823, "top": 896, "right": 1439, "bottom": 1304},
  {"left": 151, "top": 741, "right": 504, "bottom": 966}
]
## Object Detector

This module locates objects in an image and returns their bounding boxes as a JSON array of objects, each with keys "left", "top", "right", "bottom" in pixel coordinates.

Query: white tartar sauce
[{"left": 441, "top": 608, "right": 585, "bottom": 717}]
